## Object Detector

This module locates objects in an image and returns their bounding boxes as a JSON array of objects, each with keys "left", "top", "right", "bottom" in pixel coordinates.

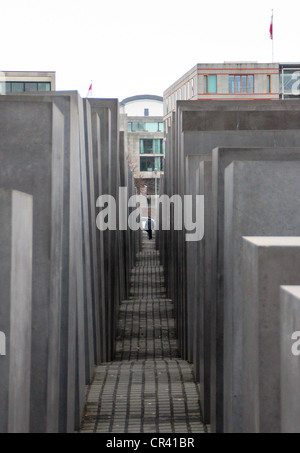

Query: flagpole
[
  {"left": 272, "top": 10, "right": 274, "bottom": 63},
  {"left": 271, "top": 9, "right": 274, "bottom": 63},
  {"left": 86, "top": 80, "right": 93, "bottom": 98}
]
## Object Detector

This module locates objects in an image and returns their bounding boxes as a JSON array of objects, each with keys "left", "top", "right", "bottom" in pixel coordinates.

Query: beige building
[
  {"left": 0, "top": 71, "right": 56, "bottom": 95},
  {"left": 120, "top": 95, "right": 165, "bottom": 195},
  {"left": 163, "top": 62, "right": 300, "bottom": 127}
]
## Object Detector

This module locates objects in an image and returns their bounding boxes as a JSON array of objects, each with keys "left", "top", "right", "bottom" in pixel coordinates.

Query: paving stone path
[{"left": 79, "top": 233, "right": 208, "bottom": 433}]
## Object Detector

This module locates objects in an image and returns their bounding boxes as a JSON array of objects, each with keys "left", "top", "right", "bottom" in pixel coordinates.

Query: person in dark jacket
[{"left": 147, "top": 216, "right": 153, "bottom": 240}]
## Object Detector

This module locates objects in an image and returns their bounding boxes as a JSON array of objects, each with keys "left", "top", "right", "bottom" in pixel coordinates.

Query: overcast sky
[{"left": 1, "top": 0, "right": 299, "bottom": 101}]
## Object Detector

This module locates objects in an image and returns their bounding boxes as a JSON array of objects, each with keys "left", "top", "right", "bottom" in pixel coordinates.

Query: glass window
[
  {"left": 141, "top": 139, "right": 153, "bottom": 154},
  {"left": 208, "top": 75, "right": 217, "bottom": 93},
  {"left": 5, "top": 82, "right": 12, "bottom": 93},
  {"left": 267, "top": 75, "right": 271, "bottom": 93},
  {"left": 158, "top": 122, "right": 164, "bottom": 132},
  {"left": 145, "top": 122, "right": 158, "bottom": 132},
  {"left": 128, "top": 122, "right": 132, "bottom": 132},
  {"left": 248, "top": 75, "right": 254, "bottom": 93},
  {"left": 204, "top": 75, "right": 217, "bottom": 93},
  {"left": 229, "top": 76, "right": 235, "bottom": 94},
  {"left": 204, "top": 75, "right": 208, "bottom": 93},
  {"left": 242, "top": 75, "right": 247, "bottom": 93},
  {"left": 140, "top": 157, "right": 155, "bottom": 172},
  {"left": 38, "top": 82, "right": 51, "bottom": 92},
  {"left": 11, "top": 82, "right": 25, "bottom": 92},
  {"left": 153, "top": 139, "right": 163, "bottom": 154},
  {"left": 140, "top": 156, "right": 164, "bottom": 172},
  {"left": 229, "top": 75, "right": 254, "bottom": 93},
  {"left": 25, "top": 82, "right": 38, "bottom": 92},
  {"left": 235, "top": 76, "right": 241, "bottom": 93},
  {"left": 140, "top": 139, "right": 163, "bottom": 154}
]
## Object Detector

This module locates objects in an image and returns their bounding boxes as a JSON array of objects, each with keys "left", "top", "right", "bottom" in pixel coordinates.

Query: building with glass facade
[
  {"left": 120, "top": 95, "right": 165, "bottom": 195},
  {"left": 163, "top": 62, "right": 300, "bottom": 126},
  {"left": 0, "top": 71, "right": 56, "bottom": 95}
]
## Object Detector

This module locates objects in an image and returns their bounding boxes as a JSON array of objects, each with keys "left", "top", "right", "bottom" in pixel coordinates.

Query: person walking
[{"left": 147, "top": 216, "right": 153, "bottom": 240}]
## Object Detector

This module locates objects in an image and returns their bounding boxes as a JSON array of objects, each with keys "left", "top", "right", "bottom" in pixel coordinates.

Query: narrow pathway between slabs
[{"left": 79, "top": 232, "right": 209, "bottom": 433}]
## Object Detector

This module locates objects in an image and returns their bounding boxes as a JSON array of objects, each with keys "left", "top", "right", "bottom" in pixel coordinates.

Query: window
[
  {"left": 3, "top": 81, "right": 51, "bottom": 93},
  {"left": 267, "top": 75, "right": 271, "bottom": 93},
  {"left": 38, "top": 82, "right": 51, "bottom": 92},
  {"left": 140, "top": 139, "right": 163, "bottom": 154},
  {"left": 128, "top": 122, "right": 164, "bottom": 133},
  {"left": 11, "top": 82, "right": 25, "bottom": 93},
  {"left": 144, "top": 108, "right": 149, "bottom": 116},
  {"left": 204, "top": 75, "right": 217, "bottom": 93},
  {"left": 191, "top": 79, "right": 194, "bottom": 96},
  {"left": 140, "top": 157, "right": 155, "bottom": 172},
  {"left": 25, "top": 82, "right": 38, "bottom": 92},
  {"left": 229, "top": 75, "right": 254, "bottom": 93},
  {"left": 140, "top": 156, "right": 164, "bottom": 172}
]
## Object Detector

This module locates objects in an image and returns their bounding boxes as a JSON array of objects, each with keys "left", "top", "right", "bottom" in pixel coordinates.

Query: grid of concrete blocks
[
  {"left": 0, "top": 93, "right": 139, "bottom": 433},
  {"left": 158, "top": 100, "right": 300, "bottom": 433}
]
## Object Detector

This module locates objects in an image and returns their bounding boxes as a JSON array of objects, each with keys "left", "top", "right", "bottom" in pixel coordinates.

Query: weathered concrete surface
[
  {"left": 209, "top": 147, "right": 300, "bottom": 433},
  {"left": 221, "top": 155, "right": 300, "bottom": 432},
  {"left": 197, "top": 160, "right": 212, "bottom": 425},
  {"left": 0, "top": 100, "right": 64, "bottom": 432},
  {"left": 185, "top": 155, "right": 203, "bottom": 365},
  {"left": 0, "top": 190, "right": 33, "bottom": 433},
  {"left": 280, "top": 286, "right": 300, "bottom": 433},
  {"left": 242, "top": 237, "right": 300, "bottom": 433},
  {"left": 162, "top": 100, "right": 300, "bottom": 432}
]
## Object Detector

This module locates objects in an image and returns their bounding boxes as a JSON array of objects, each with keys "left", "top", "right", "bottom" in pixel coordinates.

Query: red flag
[
  {"left": 269, "top": 12, "right": 273, "bottom": 40},
  {"left": 88, "top": 83, "right": 92, "bottom": 91}
]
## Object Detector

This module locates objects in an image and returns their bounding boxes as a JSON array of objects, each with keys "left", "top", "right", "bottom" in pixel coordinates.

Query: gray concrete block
[
  {"left": 91, "top": 110, "right": 108, "bottom": 362},
  {"left": 0, "top": 93, "right": 88, "bottom": 432},
  {"left": 195, "top": 160, "right": 212, "bottom": 425},
  {"left": 212, "top": 148, "right": 300, "bottom": 433},
  {"left": 90, "top": 99, "right": 121, "bottom": 362},
  {"left": 0, "top": 189, "right": 33, "bottom": 433},
  {"left": 185, "top": 155, "right": 203, "bottom": 365},
  {"left": 242, "top": 237, "right": 300, "bottom": 433},
  {"left": 280, "top": 286, "right": 300, "bottom": 433},
  {"left": 0, "top": 100, "right": 64, "bottom": 432},
  {"left": 175, "top": 102, "right": 300, "bottom": 418},
  {"left": 83, "top": 99, "right": 99, "bottom": 371}
]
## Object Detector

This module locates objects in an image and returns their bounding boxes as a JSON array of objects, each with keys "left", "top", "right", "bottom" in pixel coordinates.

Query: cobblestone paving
[{"left": 79, "top": 233, "right": 209, "bottom": 433}]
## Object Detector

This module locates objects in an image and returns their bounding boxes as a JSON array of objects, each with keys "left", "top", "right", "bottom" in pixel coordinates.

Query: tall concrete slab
[
  {"left": 195, "top": 160, "right": 212, "bottom": 425},
  {"left": 280, "top": 286, "right": 300, "bottom": 433},
  {"left": 0, "top": 100, "right": 64, "bottom": 432},
  {"left": 83, "top": 98, "right": 97, "bottom": 379},
  {"left": 219, "top": 154, "right": 300, "bottom": 432},
  {"left": 91, "top": 110, "right": 107, "bottom": 363},
  {"left": 185, "top": 155, "right": 203, "bottom": 364},
  {"left": 0, "top": 92, "right": 90, "bottom": 432},
  {"left": 0, "top": 190, "right": 33, "bottom": 433},
  {"left": 208, "top": 147, "right": 300, "bottom": 432},
  {"left": 90, "top": 99, "right": 121, "bottom": 362},
  {"left": 242, "top": 237, "right": 300, "bottom": 433},
  {"left": 164, "top": 101, "right": 300, "bottom": 431}
]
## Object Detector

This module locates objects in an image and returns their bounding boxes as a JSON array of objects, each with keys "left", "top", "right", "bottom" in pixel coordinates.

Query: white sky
[{"left": 1, "top": 0, "right": 299, "bottom": 101}]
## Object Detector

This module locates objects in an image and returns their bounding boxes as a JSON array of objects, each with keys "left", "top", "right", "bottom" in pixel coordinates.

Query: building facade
[
  {"left": 164, "top": 62, "right": 300, "bottom": 126},
  {"left": 120, "top": 95, "right": 165, "bottom": 195},
  {"left": 0, "top": 71, "right": 56, "bottom": 95}
]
